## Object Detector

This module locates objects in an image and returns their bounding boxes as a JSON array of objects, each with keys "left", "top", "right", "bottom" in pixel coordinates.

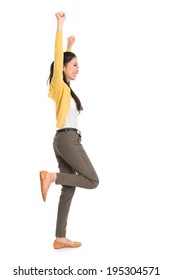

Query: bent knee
[{"left": 91, "top": 177, "right": 99, "bottom": 189}]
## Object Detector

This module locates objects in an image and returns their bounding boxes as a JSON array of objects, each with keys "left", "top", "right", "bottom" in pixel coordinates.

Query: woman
[{"left": 40, "top": 12, "right": 99, "bottom": 249}]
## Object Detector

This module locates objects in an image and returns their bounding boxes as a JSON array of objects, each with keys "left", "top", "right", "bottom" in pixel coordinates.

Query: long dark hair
[{"left": 47, "top": 52, "right": 83, "bottom": 111}]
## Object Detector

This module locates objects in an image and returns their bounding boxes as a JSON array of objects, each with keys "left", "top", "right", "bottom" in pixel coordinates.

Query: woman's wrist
[
  {"left": 67, "top": 44, "right": 72, "bottom": 49},
  {"left": 57, "top": 22, "right": 64, "bottom": 32}
]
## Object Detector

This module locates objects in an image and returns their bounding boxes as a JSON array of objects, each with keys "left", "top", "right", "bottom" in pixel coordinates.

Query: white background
[{"left": 0, "top": 0, "right": 173, "bottom": 279}]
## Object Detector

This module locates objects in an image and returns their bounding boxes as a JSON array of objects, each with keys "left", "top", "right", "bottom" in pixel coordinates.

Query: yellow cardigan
[{"left": 48, "top": 32, "right": 71, "bottom": 128}]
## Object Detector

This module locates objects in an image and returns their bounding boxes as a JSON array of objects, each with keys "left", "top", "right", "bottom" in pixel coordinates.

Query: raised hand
[
  {"left": 55, "top": 11, "right": 66, "bottom": 22},
  {"left": 67, "top": 36, "right": 76, "bottom": 50},
  {"left": 55, "top": 11, "right": 66, "bottom": 31}
]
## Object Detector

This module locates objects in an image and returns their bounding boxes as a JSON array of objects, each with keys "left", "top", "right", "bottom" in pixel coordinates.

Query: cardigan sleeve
[
  {"left": 66, "top": 48, "right": 71, "bottom": 52},
  {"left": 48, "top": 32, "right": 64, "bottom": 100}
]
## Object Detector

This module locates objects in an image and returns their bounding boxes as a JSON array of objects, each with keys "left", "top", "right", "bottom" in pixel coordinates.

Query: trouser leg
[
  {"left": 54, "top": 153, "right": 76, "bottom": 237},
  {"left": 53, "top": 131, "right": 99, "bottom": 189}
]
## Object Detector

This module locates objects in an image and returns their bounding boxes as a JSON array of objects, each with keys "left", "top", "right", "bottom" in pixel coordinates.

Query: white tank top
[{"left": 61, "top": 97, "right": 79, "bottom": 130}]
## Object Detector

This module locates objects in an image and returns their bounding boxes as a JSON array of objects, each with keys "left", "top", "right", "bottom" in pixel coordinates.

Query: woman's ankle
[{"left": 48, "top": 172, "right": 57, "bottom": 183}]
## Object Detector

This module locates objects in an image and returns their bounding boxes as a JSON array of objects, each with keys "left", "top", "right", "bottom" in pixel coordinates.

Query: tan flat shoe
[
  {"left": 53, "top": 240, "right": 82, "bottom": 249},
  {"left": 39, "top": 171, "right": 48, "bottom": 202}
]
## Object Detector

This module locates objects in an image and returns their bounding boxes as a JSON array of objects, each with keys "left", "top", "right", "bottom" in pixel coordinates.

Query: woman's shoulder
[{"left": 48, "top": 80, "right": 70, "bottom": 99}]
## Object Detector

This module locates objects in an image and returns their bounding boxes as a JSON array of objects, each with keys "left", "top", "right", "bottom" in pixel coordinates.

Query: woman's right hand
[{"left": 55, "top": 12, "right": 66, "bottom": 23}]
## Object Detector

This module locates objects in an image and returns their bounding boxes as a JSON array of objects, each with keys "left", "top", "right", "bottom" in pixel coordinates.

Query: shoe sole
[
  {"left": 53, "top": 240, "right": 82, "bottom": 249},
  {"left": 39, "top": 171, "right": 48, "bottom": 202}
]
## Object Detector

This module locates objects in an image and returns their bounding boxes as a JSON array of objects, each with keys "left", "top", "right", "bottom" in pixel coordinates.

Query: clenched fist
[
  {"left": 55, "top": 11, "right": 66, "bottom": 22},
  {"left": 67, "top": 36, "right": 76, "bottom": 49}
]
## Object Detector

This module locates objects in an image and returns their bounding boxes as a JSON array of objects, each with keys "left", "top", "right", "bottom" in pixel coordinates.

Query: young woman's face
[{"left": 63, "top": 57, "right": 79, "bottom": 82}]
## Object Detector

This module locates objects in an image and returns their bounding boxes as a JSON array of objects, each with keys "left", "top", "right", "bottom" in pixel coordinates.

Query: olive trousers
[{"left": 53, "top": 129, "right": 99, "bottom": 237}]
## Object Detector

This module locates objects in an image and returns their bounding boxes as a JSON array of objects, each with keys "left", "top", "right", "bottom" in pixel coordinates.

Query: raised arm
[
  {"left": 66, "top": 36, "right": 75, "bottom": 52},
  {"left": 49, "top": 12, "right": 66, "bottom": 98},
  {"left": 54, "top": 11, "right": 66, "bottom": 80}
]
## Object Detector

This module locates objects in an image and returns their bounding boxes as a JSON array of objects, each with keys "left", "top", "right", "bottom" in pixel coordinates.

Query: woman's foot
[
  {"left": 53, "top": 237, "right": 82, "bottom": 249},
  {"left": 39, "top": 171, "right": 56, "bottom": 202}
]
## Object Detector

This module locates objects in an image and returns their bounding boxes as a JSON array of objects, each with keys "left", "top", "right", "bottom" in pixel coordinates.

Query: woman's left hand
[{"left": 67, "top": 36, "right": 76, "bottom": 49}]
